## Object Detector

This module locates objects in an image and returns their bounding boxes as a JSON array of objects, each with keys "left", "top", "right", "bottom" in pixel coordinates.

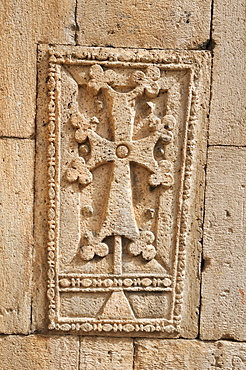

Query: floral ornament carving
[
  {"left": 148, "top": 160, "right": 174, "bottom": 187},
  {"left": 66, "top": 157, "right": 92, "bottom": 186},
  {"left": 87, "top": 64, "right": 117, "bottom": 95},
  {"left": 79, "top": 231, "right": 109, "bottom": 261},
  {"left": 69, "top": 111, "right": 99, "bottom": 143},
  {"left": 66, "top": 63, "right": 174, "bottom": 264},
  {"left": 130, "top": 65, "right": 161, "bottom": 98},
  {"left": 128, "top": 230, "right": 157, "bottom": 261},
  {"left": 66, "top": 113, "right": 100, "bottom": 185},
  {"left": 88, "top": 64, "right": 161, "bottom": 98}
]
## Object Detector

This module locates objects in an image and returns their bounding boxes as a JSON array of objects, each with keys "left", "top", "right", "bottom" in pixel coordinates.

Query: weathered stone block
[
  {"left": 134, "top": 339, "right": 246, "bottom": 369},
  {"left": 0, "top": 139, "right": 34, "bottom": 334},
  {"left": 0, "top": 335, "right": 79, "bottom": 369},
  {"left": 34, "top": 45, "right": 210, "bottom": 337},
  {"left": 80, "top": 337, "right": 133, "bottom": 370},
  {"left": 201, "top": 147, "right": 246, "bottom": 340},
  {"left": 77, "top": 0, "right": 211, "bottom": 50},
  {"left": 0, "top": 0, "right": 76, "bottom": 137},
  {"left": 209, "top": 0, "right": 246, "bottom": 145}
]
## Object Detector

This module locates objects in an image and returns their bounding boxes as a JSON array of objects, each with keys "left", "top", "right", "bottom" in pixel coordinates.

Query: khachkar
[{"left": 40, "top": 46, "right": 210, "bottom": 336}]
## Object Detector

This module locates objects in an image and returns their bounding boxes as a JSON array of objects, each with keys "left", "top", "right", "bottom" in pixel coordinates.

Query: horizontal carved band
[{"left": 59, "top": 275, "right": 172, "bottom": 292}]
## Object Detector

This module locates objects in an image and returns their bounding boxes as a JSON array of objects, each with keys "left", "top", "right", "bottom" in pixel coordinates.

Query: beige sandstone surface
[
  {"left": 0, "top": 337, "right": 246, "bottom": 369},
  {"left": 0, "top": 139, "right": 34, "bottom": 334},
  {"left": 0, "top": 0, "right": 76, "bottom": 137},
  {"left": 201, "top": 147, "right": 246, "bottom": 341},
  {"left": 209, "top": 0, "right": 246, "bottom": 145},
  {"left": 80, "top": 337, "right": 134, "bottom": 370},
  {"left": 0, "top": 0, "right": 245, "bottom": 368},
  {"left": 0, "top": 335, "right": 79, "bottom": 370},
  {"left": 134, "top": 339, "right": 246, "bottom": 369},
  {"left": 77, "top": 0, "right": 211, "bottom": 49}
]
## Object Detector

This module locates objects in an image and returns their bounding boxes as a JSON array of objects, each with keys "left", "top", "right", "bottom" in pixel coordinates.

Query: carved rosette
[{"left": 39, "top": 45, "right": 210, "bottom": 335}]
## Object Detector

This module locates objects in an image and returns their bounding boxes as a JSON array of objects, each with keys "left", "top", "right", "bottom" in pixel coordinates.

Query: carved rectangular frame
[{"left": 39, "top": 45, "right": 210, "bottom": 336}]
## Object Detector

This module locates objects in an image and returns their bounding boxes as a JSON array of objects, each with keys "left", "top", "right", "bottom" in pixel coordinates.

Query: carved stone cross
[
  {"left": 66, "top": 64, "right": 174, "bottom": 274},
  {"left": 43, "top": 46, "right": 208, "bottom": 334}
]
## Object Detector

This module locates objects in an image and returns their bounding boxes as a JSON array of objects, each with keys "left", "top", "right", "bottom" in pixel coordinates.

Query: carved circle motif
[
  {"left": 60, "top": 278, "right": 71, "bottom": 288},
  {"left": 79, "top": 144, "right": 90, "bottom": 156},
  {"left": 116, "top": 144, "right": 129, "bottom": 158}
]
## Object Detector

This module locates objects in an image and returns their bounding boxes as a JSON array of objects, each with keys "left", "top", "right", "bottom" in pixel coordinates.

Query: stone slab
[
  {"left": 77, "top": 0, "right": 211, "bottom": 50},
  {"left": 0, "top": 335, "right": 79, "bottom": 370},
  {"left": 200, "top": 147, "right": 246, "bottom": 340},
  {"left": 0, "top": 139, "right": 34, "bottom": 334},
  {"left": 134, "top": 339, "right": 246, "bottom": 369},
  {"left": 34, "top": 45, "right": 210, "bottom": 336},
  {"left": 80, "top": 337, "right": 133, "bottom": 370},
  {"left": 209, "top": 0, "right": 246, "bottom": 145},
  {"left": 0, "top": 0, "right": 76, "bottom": 138}
]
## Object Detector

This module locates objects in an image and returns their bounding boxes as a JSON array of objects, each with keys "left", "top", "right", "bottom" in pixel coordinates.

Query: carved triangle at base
[{"left": 98, "top": 290, "right": 135, "bottom": 320}]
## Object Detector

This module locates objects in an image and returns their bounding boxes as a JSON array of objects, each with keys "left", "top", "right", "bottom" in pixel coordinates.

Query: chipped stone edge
[{"left": 41, "top": 45, "right": 210, "bottom": 336}]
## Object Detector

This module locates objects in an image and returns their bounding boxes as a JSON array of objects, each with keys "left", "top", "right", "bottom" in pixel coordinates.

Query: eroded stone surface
[
  {"left": 0, "top": 335, "right": 79, "bottom": 370},
  {"left": 134, "top": 339, "right": 246, "bottom": 369},
  {"left": 80, "top": 337, "right": 133, "bottom": 370},
  {"left": 0, "top": 0, "right": 76, "bottom": 137},
  {"left": 0, "top": 139, "right": 34, "bottom": 334},
  {"left": 209, "top": 0, "right": 246, "bottom": 145},
  {"left": 77, "top": 0, "right": 211, "bottom": 50},
  {"left": 35, "top": 46, "right": 210, "bottom": 336},
  {"left": 201, "top": 147, "right": 246, "bottom": 341},
  {"left": 1, "top": 0, "right": 246, "bottom": 367}
]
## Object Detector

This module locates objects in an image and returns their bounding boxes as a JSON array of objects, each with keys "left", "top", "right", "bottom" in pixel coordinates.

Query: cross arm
[
  {"left": 86, "top": 130, "right": 116, "bottom": 170},
  {"left": 130, "top": 133, "right": 174, "bottom": 187}
]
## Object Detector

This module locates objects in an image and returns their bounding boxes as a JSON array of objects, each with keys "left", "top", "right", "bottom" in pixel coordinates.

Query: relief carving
[
  {"left": 66, "top": 64, "right": 173, "bottom": 268},
  {"left": 39, "top": 46, "right": 210, "bottom": 336}
]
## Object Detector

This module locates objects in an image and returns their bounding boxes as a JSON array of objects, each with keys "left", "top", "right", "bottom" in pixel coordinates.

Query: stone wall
[{"left": 0, "top": 0, "right": 245, "bottom": 368}]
